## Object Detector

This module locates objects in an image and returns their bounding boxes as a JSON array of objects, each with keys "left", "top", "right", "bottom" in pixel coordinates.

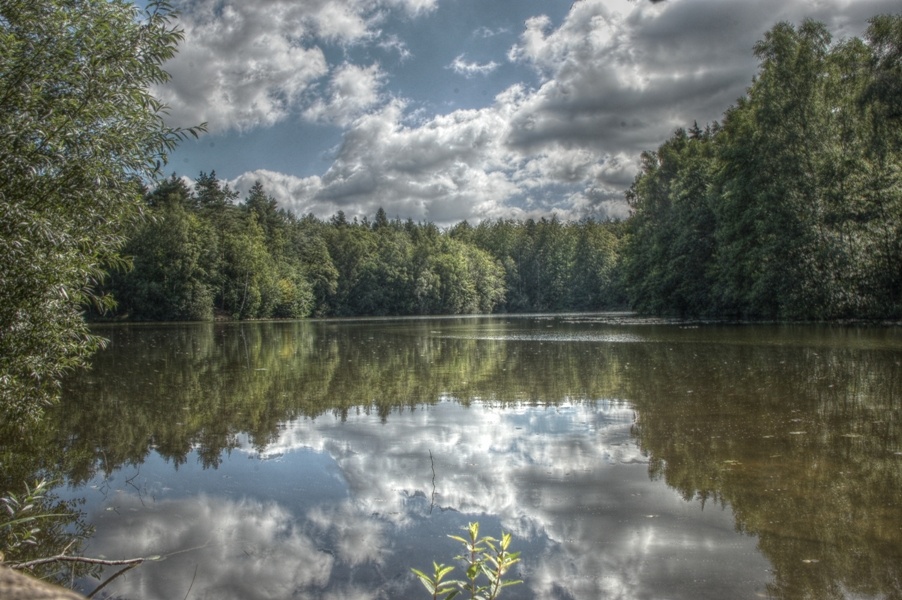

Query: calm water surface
[{"left": 6, "top": 314, "right": 902, "bottom": 599}]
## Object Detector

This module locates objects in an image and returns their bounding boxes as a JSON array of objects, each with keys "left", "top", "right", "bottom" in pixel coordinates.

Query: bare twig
[
  {"left": 124, "top": 468, "right": 147, "bottom": 507},
  {"left": 429, "top": 449, "right": 436, "bottom": 514},
  {"left": 10, "top": 555, "right": 146, "bottom": 570},
  {"left": 183, "top": 564, "right": 198, "bottom": 600},
  {"left": 9, "top": 538, "right": 209, "bottom": 599},
  {"left": 86, "top": 562, "right": 141, "bottom": 598}
]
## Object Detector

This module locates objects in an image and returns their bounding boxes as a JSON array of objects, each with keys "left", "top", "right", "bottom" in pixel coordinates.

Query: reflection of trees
[
  {"left": 29, "top": 319, "right": 624, "bottom": 483},
  {"left": 624, "top": 328, "right": 902, "bottom": 599}
]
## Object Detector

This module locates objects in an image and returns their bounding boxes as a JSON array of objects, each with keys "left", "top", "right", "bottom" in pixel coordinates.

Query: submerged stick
[
  {"left": 429, "top": 449, "right": 437, "bottom": 513},
  {"left": 86, "top": 562, "right": 142, "bottom": 598}
]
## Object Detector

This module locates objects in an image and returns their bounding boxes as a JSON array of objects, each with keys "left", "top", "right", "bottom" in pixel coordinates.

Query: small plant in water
[{"left": 412, "top": 521, "right": 522, "bottom": 600}]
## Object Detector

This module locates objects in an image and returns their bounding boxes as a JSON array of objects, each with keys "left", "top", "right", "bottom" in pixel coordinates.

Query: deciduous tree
[{"left": 0, "top": 0, "right": 202, "bottom": 425}]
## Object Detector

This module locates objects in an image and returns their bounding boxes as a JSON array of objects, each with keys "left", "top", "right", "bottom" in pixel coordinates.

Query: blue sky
[{"left": 155, "top": 0, "right": 900, "bottom": 225}]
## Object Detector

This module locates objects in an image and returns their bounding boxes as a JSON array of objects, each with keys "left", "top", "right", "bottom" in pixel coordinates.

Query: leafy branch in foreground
[
  {"left": 1, "top": 478, "right": 170, "bottom": 598},
  {"left": 412, "top": 521, "right": 522, "bottom": 600},
  {"left": 0, "top": 0, "right": 205, "bottom": 426},
  {"left": 0, "top": 478, "right": 97, "bottom": 583}
]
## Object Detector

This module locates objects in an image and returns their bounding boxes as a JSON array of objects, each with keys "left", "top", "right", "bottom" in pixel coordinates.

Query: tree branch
[{"left": 9, "top": 555, "right": 146, "bottom": 570}]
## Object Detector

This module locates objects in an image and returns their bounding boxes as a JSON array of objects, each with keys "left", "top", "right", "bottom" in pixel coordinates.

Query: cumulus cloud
[
  {"left": 180, "top": 0, "right": 900, "bottom": 223},
  {"left": 228, "top": 88, "right": 637, "bottom": 225},
  {"left": 157, "top": 2, "right": 327, "bottom": 133},
  {"left": 505, "top": 0, "right": 741, "bottom": 155},
  {"left": 229, "top": 170, "right": 331, "bottom": 216},
  {"left": 231, "top": 100, "right": 525, "bottom": 224},
  {"left": 303, "top": 63, "right": 387, "bottom": 126},
  {"left": 158, "top": 0, "right": 437, "bottom": 133},
  {"left": 504, "top": 0, "right": 901, "bottom": 157}
]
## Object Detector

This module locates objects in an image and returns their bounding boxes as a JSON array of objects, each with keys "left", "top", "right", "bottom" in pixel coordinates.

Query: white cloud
[
  {"left": 202, "top": 0, "right": 901, "bottom": 224},
  {"left": 474, "top": 25, "right": 511, "bottom": 39},
  {"left": 448, "top": 54, "right": 501, "bottom": 78},
  {"left": 229, "top": 170, "right": 330, "bottom": 217},
  {"left": 258, "top": 99, "right": 524, "bottom": 224},
  {"left": 228, "top": 85, "right": 638, "bottom": 225},
  {"left": 505, "top": 0, "right": 723, "bottom": 156},
  {"left": 303, "top": 63, "right": 387, "bottom": 126},
  {"left": 504, "top": 0, "right": 902, "bottom": 159},
  {"left": 159, "top": 0, "right": 438, "bottom": 133},
  {"left": 377, "top": 34, "right": 413, "bottom": 60},
  {"left": 158, "top": 1, "right": 328, "bottom": 133},
  {"left": 309, "top": 1, "right": 371, "bottom": 42},
  {"left": 378, "top": 0, "right": 439, "bottom": 15}
]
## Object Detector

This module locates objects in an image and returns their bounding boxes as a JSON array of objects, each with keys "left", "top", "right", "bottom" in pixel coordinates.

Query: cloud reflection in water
[{"left": 81, "top": 401, "right": 768, "bottom": 599}]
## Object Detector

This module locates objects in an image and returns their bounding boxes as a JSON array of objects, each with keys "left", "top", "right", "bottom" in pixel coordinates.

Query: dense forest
[
  {"left": 103, "top": 15, "right": 902, "bottom": 322},
  {"left": 625, "top": 16, "right": 902, "bottom": 319},
  {"left": 104, "top": 174, "right": 625, "bottom": 320}
]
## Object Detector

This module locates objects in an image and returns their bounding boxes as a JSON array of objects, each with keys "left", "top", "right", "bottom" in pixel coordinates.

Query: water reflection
[
  {"left": 62, "top": 402, "right": 767, "bottom": 599},
  {"left": 90, "top": 494, "right": 334, "bottom": 599},
  {"left": 1, "top": 316, "right": 900, "bottom": 599},
  {"left": 623, "top": 332, "right": 902, "bottom": 600}
]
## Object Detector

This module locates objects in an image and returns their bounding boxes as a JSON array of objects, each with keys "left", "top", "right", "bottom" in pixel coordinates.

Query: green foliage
[
  {"left": 624, "top": 126, "right": 718, "bottom": 315},
  {"left": 623, "top": 15, "right": 902, "bottom": 320},
  {"left": 469, "top": 217, "right": 625, "bottom": 312},
  {"left": 108, "top": 189, "right": 624, "bottom": 319},
  {"left": 0, "top": 0, "right": 203, "bottom": 424},
  {"left": 293, "top": 215, "right": 339, "bottom": 316},
  {"left": 0, "top": 479, "right": 96, "bottom": 582},
  {"left": 412, "top": 522, "right": 522, "bottom": 600},
  {"left": 112, "top": 186, "right": 217, "bottom": 321},
  {"left": 411, "top": 562, "right": 460, "bottom": 600},
  {"left": 107, "top": 175, "right": 316, "bottom": 321}
]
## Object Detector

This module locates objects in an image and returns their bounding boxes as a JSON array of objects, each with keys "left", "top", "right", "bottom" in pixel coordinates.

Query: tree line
[
  {"left": 103, "top": 173, "right": 626, "bottom": 320},
  {"left": 105, "top": 15, "right": 902, "bottom": 323},
  {"left": 624, "top": 16, "right": 902, "bottom": 319}
]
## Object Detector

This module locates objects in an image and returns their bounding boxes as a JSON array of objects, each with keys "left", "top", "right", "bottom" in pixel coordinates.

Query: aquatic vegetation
[{"left": 412, "top": 521, "right": 522, "bottom": 600}]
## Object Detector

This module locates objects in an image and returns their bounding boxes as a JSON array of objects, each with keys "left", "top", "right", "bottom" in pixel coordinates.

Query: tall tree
[
  {"left": 353, "top": 225, "right": 416, "bottom": 315},
  {"left": 112, "top": 185, "right": 217, "bottom": 321},
  {"left": 713, "top": 21, "right": 834, "bottom": 318},
  {"left": 571, "top": 219, "right": 624, "bottom": 311},
  {"left": 0, "top": 0, "right": 201, "bottom": 425},
  {"left": 859, "top": 15, "right": 902, "bottom": 315},
  {"left": 292, "top": 215, "right": 339, "bottom": 317},
  {"left": 624, "top": 126, "right": 717, "bottom": 315},
  {"left": 323, "top": 216, "right": 376, "bottom": 316},
  {"left": 532, "top": 216, "right": 577, "bottom": 311}
]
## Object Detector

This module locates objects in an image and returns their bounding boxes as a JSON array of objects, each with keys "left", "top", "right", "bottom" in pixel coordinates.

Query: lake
[{"left": 4, "top": 314, "right": 902, "bottom": 599}]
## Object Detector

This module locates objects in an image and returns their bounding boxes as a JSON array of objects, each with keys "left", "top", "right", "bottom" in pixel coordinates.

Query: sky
[{"left": 154, "top": 0, "right": 901, "bottom": 226}]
